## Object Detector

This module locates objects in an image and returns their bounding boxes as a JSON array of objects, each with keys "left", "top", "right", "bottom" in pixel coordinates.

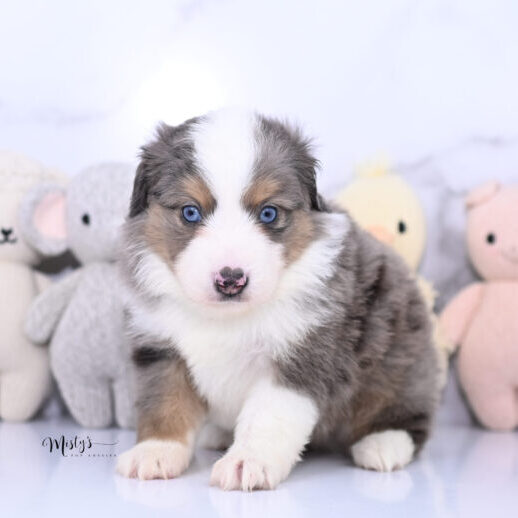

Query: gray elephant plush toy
[{"left": 22, "top": 162, "right": 136, "bottom": 428}]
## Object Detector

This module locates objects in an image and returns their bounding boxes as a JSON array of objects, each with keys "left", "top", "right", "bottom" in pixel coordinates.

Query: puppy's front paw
[
  {"left": 351, "top": 430, "right": 415, "bottom": 472},
  {"left": 116, "top": 439, "right": 192, "bottom": 480},
  {"left": 210, "top": 449, "right": 289, "bottom": 491}
]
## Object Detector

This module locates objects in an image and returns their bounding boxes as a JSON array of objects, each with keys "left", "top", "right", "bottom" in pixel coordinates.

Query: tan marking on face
[
  {"left": 137, "top": 358, "right": 207, "bottom": 444},
  {"left": 143, "top": 174, "right": 215, "bottom": 268},
  {"left": 243, "top": 174, "right": 316, "bottom": 264},
  {"left": 180, "top": 174, "right": 216, "bottom": 214},
  {"left": 242, "top": 175, "right": 282, "bottom": 208},
  {"left": 283, "top": 210, "right": 315, "bottom": 264},
  {"left": 144, "top": 203, "right": 186, "bottom": 265}
]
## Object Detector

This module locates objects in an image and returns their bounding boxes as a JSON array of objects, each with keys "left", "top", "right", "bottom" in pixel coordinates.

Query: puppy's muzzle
[{"left": 214, "top": 267, "right": 248, "bottom": 297}]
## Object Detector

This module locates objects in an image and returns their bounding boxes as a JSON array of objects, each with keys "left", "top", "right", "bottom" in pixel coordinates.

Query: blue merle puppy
[{"left": 116, "top": 108, "right": 440, "bottom": 490}]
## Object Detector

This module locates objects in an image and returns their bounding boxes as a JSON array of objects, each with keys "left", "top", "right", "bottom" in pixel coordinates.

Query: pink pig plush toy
[{"left": 440, "top": 181, "right": 518, "bottom": 430}]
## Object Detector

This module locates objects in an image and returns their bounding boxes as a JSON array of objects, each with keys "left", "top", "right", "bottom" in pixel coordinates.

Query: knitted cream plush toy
[
  {"left": 0, "top": 150, "right": 65, "bottom": 421},
  {"left": 22, "top": 163, "right": 136, "bottom": 428},
  {"left": 440, "top": 181, "right": 518, "bottom": 430},
  {"left": 335, "top": 162, "right": 452, "bottom": 385}
]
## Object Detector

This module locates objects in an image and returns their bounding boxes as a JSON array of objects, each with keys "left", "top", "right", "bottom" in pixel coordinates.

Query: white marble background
[{"left": 2, "top": 0, "right": 518, "bottom": 425}]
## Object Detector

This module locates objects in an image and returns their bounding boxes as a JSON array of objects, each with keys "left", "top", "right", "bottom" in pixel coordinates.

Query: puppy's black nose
[
  {"left": 1, "top": 228, "right": 13, "bottom": 237},
  {"left": 215, "top": 267, "right": 248, "bottom": 297}
]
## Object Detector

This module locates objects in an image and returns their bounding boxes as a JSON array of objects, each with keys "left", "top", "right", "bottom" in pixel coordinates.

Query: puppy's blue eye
[
  {"left": 182, "top": 205, "right": 202, "bottom": 223},
  {"left": 259, "top": 206, "right": 277, "bottom": 224}
]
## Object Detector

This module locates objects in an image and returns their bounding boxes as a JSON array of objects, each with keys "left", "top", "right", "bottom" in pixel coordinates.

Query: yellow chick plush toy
[{"left": 335, "top": 161, "right": 451, "bottom": 387}]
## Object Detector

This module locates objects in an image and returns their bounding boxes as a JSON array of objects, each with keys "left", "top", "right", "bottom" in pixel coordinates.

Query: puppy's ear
[
  {"left": 128, "top": 121, "right": 196, "bottom": 218},
  {"left": 312, "top": 192, "right": 329, "bottom": 212},
  {"left": 129, "top": 122, "right": 174, "bottom": 218},
  {"left": 289, "top": 126, "right": 324, "bottom": 212},
  {"left": 129, "top": 162, "right": 149, "bottom": 217},
  {"left": 299, "top": 150, "right": 324, "bottom": 212}
]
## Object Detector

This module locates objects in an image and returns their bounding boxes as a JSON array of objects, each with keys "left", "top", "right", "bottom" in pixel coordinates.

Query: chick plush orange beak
[{"left": 367, "top": 225, "right": 395, "bottom": 246}]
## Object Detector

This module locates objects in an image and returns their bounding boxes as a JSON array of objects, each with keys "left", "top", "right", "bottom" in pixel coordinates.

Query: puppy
[{"left": 116, "top": 109, "right": 440, "bottom": 490}]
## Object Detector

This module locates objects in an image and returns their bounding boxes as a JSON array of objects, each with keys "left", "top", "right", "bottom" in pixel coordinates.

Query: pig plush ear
[
  {"left": 18, "top": 183, "right": 68, "bottom": 256},
  {"left": 465, "top": 181, "right": 500, "bottom": 210}
]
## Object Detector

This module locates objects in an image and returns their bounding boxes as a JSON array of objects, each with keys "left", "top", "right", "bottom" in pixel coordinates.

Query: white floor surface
[{"left": 1, "top": 417, "right": 517, "bottom": 518}]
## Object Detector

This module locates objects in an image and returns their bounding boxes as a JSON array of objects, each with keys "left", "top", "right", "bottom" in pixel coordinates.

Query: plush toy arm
[
  {"left": 33, "top": 271, "right": 52, "bottom": 294},
  {"left": 25, "top": 270, "right": 82, "bottom": 345},
  {"left": 439, "top": 283, "right": 484, "bottom": 352}
]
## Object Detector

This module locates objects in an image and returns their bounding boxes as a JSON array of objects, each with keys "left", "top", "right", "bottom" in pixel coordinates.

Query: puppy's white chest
[
  {"left": 175, "top": 329, "right": 272, "bottom": 429},
  {"left": 128, "top": 296, "right": 277, "bottom": 428}
]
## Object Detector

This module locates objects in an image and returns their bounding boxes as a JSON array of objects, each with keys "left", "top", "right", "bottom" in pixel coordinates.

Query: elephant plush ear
[
  {"left": 18, "top": 183, "right": 68, "bottom": 256},
  {"left": 465, "top": 180, "right": 500, "bottom": 210}
]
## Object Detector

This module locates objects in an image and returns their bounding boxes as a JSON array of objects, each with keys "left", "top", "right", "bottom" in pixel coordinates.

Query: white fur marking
[
  {"left": 161, "top": 110, "right": 289, "bottom": 309},
  {"left": 351, "top": 430, "right": 415, "bottom": 472},
  {"left": 197, "top": 422, "right": 233, "bottom": 451},
  {"left": 116, "top": 438, "right": 193, "bottom": 480},
  {"left": 210, "top": 378, "right": 318, "bottom": 491},
  {"left": 190, "top": 108, "right": 256, "bottom": 206}
]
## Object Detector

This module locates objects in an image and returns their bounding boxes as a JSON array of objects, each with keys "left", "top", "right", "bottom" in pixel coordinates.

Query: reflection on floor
[{"left": 0, "top": 418, "right": 517, "bottom": 518}]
